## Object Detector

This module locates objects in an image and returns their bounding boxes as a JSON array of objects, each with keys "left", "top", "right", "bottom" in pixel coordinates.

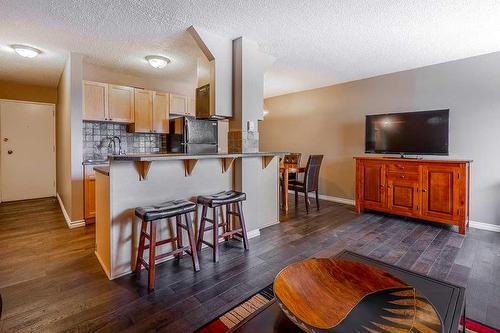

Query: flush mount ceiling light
[
  {"left": 145, "top": 55, "right": 170, "bottom": 69},
  {"left": 11, "top": 44, "right": 41, "bottom": 58}
]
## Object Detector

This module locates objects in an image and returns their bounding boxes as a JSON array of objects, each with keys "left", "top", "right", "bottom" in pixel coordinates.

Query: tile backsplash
[{"left": 83, "top": 121, "right": 167, "bottom": 160}]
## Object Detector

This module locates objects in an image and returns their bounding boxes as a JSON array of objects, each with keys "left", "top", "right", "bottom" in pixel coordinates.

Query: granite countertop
[
  {"left": 109, "top": 152, "right": 287, "bottom": 162},
  {"left": 82, "top": 158, "right": 110, "bottom": 165},
  {"left": 93, "top": 166, "right": 110, "bottom": 176}
]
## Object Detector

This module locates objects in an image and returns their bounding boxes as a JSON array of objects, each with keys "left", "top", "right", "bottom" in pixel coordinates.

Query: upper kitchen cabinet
[
  {"left": 152, "top": 92, "right": 170, "bottom": 133},
  {"left": 83, "top": 81, "right": 134, "bottom": 123},
  {"left": 129, "top": 89, "right": 169, "bottom": 133},
  {"left": 170, "top": 93, "right": 189, "bottom": 116},
  {"left": 130, "top": 88, "right": 154, "bottom": 133},
  {"left": 108, "top": 84, "right": 134, "bottom": 123},
  {"left": 83, "top": 81, "right": 108, "bottom": 121}
]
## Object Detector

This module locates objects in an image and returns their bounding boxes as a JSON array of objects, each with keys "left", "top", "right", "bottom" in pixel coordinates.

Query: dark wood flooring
[{"left": 0, "top": 197, "right": 499, "bottom": 332}]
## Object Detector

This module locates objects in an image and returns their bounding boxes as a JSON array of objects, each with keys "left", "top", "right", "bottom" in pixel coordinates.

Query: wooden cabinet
[
  {"left": 358, "top": 160, "right": 386, "bottom": 210},
  {"left": 83, "top": 80, "right": 181, "bottom": 129},
  {"left": 387, "top": 174, "right": 420, "bottom": 215},
  {"left": 129, "top": 89, "right": 170, "bottom": 133},
  {"left": 421, "top": 165, "right": 463, "bottom": 222},
  {"left": 84, "top": 164, "right": 107, "bottom": 223},
  {"left": 170, "top": 94, "right": 189, "bottom": 116},
  {"left": 83, "top": 81, "right": 134, "bottom": 123},
  {"left": 355, "top": 157, "right": 471, "bottom": 234},
  {"left": 108, "top": 84, "right": 134, "bottom": 123},
  {"left": 132, "top": 89, "right": 153, "bottom": 133},
  {"left": 152, "top": 92, "right": 170, "bottom": 133},
  {"left": 83, "top": 81, "right": 108, "bottom": 121}
]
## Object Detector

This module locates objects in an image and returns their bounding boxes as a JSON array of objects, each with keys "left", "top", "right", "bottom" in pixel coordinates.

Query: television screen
[{"left": 365, "top": 110, "right": 449, "bottom": 155}]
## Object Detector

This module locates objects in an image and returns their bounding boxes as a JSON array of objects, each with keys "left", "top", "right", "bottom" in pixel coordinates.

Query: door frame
[{"left": 0, "top": 99, "right": 56, "bottom": 202}]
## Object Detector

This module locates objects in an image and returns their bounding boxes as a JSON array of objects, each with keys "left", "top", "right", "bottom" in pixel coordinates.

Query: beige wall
[
  {"left": 56, "top": 53, "right": 84, "bottom": 223},
  {"left": 56, "top": 59, "right": 73, "bottom": 217},
  {"left": 261, "top": 51, "right": 500, "bottom": 226},
  {"left": 0, "top": 80, "right": 57, "bottom": 104}
]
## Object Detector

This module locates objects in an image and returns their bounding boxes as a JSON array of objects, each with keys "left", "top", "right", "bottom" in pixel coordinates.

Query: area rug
[{"left": 196, "top": 284, "right": 499, "bottom": 333}]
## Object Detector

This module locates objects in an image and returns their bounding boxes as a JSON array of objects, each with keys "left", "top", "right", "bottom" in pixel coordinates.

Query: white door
[{"left": 0, "top": 100, "right": 56, "bottom": 202}]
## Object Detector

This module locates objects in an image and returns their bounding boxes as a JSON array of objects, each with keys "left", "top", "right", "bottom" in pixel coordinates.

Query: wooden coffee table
[{"left": 231, "top": 251, "right": 465, "bottom": 333}]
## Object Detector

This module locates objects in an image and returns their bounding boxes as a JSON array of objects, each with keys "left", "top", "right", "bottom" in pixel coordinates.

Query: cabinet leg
[
  {"left": 459, "top": 223, "right": 466, "bottom": 235},
  {"left": 355, "top": 203, "right": 362, "bottom": 214}
]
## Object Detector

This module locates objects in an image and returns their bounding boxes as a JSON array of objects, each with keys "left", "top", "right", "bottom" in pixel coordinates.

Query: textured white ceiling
[{"left": 1, "top": 0, "right": 500, "bottom": 97}]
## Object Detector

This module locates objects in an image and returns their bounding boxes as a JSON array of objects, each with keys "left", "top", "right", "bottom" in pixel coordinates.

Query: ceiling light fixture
[
  {"left": 146, "top": 55, "right": 170, "bottom": 69},
  {"left": 11, "top": 44, "right": 41, "bottom": 58}
]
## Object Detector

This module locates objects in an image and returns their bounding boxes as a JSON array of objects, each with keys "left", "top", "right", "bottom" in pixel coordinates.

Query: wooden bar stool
[
  {"left": 196, "top": 191, "right": 249, "bottom": 263},
  {"left": 135, "top": 199, "right": 200, "bottom": 291}
]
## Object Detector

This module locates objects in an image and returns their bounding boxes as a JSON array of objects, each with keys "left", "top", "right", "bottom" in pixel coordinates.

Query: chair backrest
[
  {"left": 283, "top": 153, "right": 302, "bottom": 165},
  {"left": 304, "top": 155, "right": 324, "bottom": 191}
]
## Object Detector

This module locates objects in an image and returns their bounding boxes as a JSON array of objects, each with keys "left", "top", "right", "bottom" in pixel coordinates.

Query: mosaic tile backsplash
[{"left": 83, "top": 121, "right": 167, "bottom": 160}]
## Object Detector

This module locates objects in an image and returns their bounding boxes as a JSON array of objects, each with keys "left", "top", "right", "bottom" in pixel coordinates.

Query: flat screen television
[{"left": 365, "top": 109, "right": 449, "bottom": 156}]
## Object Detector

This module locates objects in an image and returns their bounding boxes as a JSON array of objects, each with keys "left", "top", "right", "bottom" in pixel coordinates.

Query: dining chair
[{"left": 288, "top": 155, "right": 324, "bottom": 213}]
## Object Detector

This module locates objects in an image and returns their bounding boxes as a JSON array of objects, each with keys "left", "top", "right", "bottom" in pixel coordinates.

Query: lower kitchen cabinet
[{"left": 84, "top": 164, "right": 107, "bottom": 224}]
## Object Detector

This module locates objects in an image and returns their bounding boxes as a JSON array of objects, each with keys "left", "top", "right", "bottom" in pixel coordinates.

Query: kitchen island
[{"left": 94, "top": 152, "right": 285, "bottom": 279}]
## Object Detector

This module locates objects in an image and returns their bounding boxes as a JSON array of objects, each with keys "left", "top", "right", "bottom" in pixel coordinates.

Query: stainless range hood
[{"left": 195, "top": 84, "right": 226, "bottom": 119}]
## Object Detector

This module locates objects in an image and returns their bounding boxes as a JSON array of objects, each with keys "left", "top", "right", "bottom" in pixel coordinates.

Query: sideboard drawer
[
  {"left": 387, "top": 163, "right": 420, "bottom": 174},
  {"left": 386, "top": 172, "right": 419, "bottom": 182}
]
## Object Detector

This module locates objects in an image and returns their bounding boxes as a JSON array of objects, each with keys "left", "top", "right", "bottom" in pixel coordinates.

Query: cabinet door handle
[
  {"left": 422, "top": 189, "right": 427, "bottom": 192},
  {"left": 400, "top": 175, "right": 405, "bottom": 179}
]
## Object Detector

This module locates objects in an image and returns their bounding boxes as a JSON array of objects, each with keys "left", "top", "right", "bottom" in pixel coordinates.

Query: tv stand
[{"left": 354, "top": 157, "right": 471, "bottom": 234}]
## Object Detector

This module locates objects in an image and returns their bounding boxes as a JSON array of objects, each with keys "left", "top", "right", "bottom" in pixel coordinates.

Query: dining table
[{"left": 280, "top": 163, "right": 305, "bottom": 213}]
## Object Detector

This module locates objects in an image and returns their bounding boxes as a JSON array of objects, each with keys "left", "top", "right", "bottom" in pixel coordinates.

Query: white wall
[{"left": 83, "top": 63, "right": 196, "bottom": 98}]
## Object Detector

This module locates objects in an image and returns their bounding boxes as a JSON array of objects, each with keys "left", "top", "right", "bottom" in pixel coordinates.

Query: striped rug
[
  {"left": 196, "top": 285, "right": 274, "bottom": 332},
  {"left": 196, "top": 284, "right": 498, "bottom": 333}
]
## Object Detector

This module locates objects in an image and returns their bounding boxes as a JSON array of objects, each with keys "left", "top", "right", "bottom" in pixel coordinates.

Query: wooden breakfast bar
[{"left": 93, "top": 152, "right": 284, "bottom": 279}]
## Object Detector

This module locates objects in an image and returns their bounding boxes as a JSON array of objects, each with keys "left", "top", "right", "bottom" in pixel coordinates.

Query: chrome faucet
[{"left": 108, "top": 136, "right": 122, "bottom": 155}]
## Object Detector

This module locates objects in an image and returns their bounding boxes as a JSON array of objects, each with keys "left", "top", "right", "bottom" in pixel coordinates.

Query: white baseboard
[
  {"left": 469, "top": 220, "right": 500, "bottom": 233},
  {"left": 289, "top": 191, "right": 500, "bottom": 233},
  {"left": 247, "top": 229, "right": 261, "bottom": 239},
  {"left": 56, "top": 193, "right": 85, "bottom": 229},
  {"left": 288, "top": 190, "right": 355, "bottom": 206},
  {"left": 94, "top": 251, "right": 111, "bottom": 279}
]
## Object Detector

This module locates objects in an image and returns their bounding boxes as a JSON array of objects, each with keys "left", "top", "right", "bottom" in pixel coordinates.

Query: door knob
[
  {"left": 7, "top": 150, "right": 13, "bottom": 154},
  {"left": 3, "top": 138, "right": 8, "bottom": 142}
]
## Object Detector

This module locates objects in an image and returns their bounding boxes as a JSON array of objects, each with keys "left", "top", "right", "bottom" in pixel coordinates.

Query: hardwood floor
[{"left": 0, "top": 197, "right": 499, "bottom": 332}]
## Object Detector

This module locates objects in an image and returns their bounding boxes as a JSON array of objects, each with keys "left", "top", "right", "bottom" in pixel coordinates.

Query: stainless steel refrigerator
[{"left": 167, "top": 117, "right": 218, "bottom": 154}]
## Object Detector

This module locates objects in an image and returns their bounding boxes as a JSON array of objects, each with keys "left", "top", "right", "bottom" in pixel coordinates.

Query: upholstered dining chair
[{"left": 288, "top": 155, "right": 324, "bottom": 213}]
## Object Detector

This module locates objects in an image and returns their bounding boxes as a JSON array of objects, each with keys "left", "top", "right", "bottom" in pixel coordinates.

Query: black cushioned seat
[
  {"left": 197, "top": 191, "right": 246, "bottom": 207},
  {"left": 135, "top": 199, "right": 197, "bottom": 222}
]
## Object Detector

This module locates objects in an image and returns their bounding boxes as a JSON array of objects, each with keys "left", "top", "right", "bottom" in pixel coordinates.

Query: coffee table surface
[{"left": 231, "top": 251, "right": 465, "bottom": 333}]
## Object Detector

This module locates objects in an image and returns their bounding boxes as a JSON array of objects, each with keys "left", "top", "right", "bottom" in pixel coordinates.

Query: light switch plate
[{"left": 247, "top": 121, "right": 255, "bottom": 132}]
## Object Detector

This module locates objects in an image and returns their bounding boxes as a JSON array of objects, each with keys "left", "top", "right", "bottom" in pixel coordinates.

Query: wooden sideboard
[{"left": 354, "top": 157, "right": 471, "bottom": 234}]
